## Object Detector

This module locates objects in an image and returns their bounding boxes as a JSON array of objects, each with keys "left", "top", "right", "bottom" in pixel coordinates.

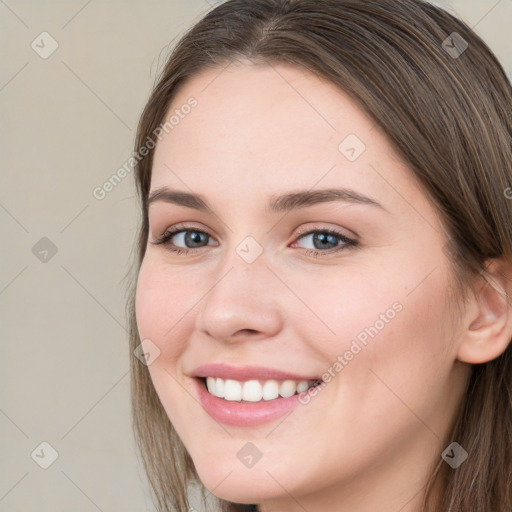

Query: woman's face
[{"left": 135, "top": 62, "right": 470, "bottom": 509}]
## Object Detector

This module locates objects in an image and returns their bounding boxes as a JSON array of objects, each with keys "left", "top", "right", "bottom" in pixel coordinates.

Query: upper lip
[{"left": 191, "top": 363, "right": 320, "bottom": 382}]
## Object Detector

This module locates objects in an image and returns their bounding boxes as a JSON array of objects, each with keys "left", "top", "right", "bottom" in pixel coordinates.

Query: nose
[{"left": 195, "top": 252, "right": 284, "bottom": 344}]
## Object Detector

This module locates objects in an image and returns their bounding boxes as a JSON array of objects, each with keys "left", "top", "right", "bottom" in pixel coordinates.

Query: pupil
[
  {"left": 314, "top": 233, "right": 337, "bottom": 250},
  {"left": 186, "top": 231, "right": 207, "bottom": 248}
]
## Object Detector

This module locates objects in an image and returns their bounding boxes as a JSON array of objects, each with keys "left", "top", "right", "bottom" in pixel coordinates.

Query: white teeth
[
  {"left": 206, "top": 377, "right": 216, "bottom": 395},
  {"left": 296, "top": 381, "right": 309, "bottom": 393},
  {"left": 262, "top": 379, "right": 279, "bottom": 400},
  {"left": 224, "top": 379, "right": 243, "bottom": 401},
  {"left": 204, "top": 377, "right": 316, "bottom": 402},
  {"left": 279, "top": 380, "right": 297, "bottom": 398},
  {"left": 215, "top": 377, "right": 224, "bottom": 398},
  {"left": 242, "top": 380, "right": 262, "bottom": 402}
]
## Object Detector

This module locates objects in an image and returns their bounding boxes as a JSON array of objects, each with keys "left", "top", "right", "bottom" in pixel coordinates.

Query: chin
[{"left": 193, "top": 461, "right": 291, "bottom": 504}]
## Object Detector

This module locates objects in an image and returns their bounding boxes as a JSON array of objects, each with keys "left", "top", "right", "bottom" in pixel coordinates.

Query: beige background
[{"left": 0, "top": 1, "right": 510, "bottom": 511}]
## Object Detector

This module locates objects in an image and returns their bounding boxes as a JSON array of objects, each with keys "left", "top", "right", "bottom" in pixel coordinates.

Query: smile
[
  {"left": 204, "top": 377, "right": 318, "bottom": 402},
  {"left": 191, "top": 364, "right": 324, "bottom": 427}
]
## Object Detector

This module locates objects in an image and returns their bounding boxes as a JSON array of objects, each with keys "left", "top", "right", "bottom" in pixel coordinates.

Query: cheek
[
  {"left": 332, "top": 265, "right": 454, "bottom": 428},
  {"left": 135, "top": 258, "right": 192, "bottom": 362},
  {"left": 135, "top": 259, "right": 199, "bottom": 422},
  {"left": 307, "top": 259, "right": 454, "bottom": 406},
  {"left": 292, "top": 264, "right": 407, "bottom": 360}
]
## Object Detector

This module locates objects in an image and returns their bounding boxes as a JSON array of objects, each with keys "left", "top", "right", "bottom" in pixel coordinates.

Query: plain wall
[{"left": 1, "top": 1, "right": 511, "bottom": 511}]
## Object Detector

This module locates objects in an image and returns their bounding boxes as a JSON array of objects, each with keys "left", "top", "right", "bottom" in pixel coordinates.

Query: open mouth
[{"left": 200, "top": 376, "right": 323, "bottom": 402}]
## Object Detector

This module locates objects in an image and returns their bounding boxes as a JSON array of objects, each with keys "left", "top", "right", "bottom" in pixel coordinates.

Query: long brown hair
[{"left": 126, "top": 1, "right": 512, "bottom": 510}]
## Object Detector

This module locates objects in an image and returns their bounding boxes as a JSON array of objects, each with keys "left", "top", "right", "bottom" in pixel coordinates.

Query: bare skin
[{"left": 135, "top": 61, "right": 512, "bottom": 512}]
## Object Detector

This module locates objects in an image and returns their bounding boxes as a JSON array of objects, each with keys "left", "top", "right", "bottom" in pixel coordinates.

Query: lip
[
  {"left": 191, "top": 363, "right": 322, "bottom": 427},
  {"left": 193, "top": 377, "right": 312, "bottom": 427},
  {"left": 191, "top": 363, "right": 320, "bottom": 382}
]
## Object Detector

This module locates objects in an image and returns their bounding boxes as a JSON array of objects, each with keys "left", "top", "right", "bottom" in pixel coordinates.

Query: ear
[{"left": 457, "top": 258, "right": 512, "bottom": 364}]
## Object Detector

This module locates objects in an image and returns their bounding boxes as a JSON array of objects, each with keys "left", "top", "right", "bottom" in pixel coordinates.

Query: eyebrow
[{"left": 147, "top": 187, "right": 388, "bottom": 213}]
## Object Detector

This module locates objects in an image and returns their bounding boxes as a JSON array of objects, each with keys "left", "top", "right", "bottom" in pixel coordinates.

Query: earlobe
[{"left": 457, "top": 258, "right": 512, "bottom": 365}]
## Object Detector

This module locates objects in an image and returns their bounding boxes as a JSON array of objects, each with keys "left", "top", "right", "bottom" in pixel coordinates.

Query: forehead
[{"left": 150, "top": 61, "right": 423, "bottom": 212}]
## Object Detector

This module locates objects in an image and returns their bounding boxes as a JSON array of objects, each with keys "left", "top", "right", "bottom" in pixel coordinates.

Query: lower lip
[{"left": 194, "top": 378, "right": 308, "bottom": 427}]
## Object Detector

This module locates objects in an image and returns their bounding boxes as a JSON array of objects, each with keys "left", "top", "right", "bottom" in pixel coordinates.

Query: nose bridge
[{"left": 195, "top": 238, "right": 283, "bottom": 342}]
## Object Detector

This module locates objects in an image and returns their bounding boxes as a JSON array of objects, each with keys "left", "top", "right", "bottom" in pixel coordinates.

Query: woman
[{"left": 127, "top": 0, "right": 512, "bottom": 510}]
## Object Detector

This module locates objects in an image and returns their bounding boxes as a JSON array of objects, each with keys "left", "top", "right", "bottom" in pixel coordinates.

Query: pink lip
[
  {"left": 193, "top": 377, "right": 309, "bottom": 427},
  {"left": 191, "top": 364, "right": 322, "bottom": 427},
  {"left": 191, "top": 363, "right": 320, "bottom": 382}
]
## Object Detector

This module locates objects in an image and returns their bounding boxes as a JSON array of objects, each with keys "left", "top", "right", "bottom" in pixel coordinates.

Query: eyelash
[{"left": 151, "top": 223, "right": 357, "bottom": 258}]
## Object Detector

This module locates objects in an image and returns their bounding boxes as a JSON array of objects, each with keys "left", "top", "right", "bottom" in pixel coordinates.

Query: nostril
[{"left": 230, "top": 329, "right": 261, "bottom": 340}]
